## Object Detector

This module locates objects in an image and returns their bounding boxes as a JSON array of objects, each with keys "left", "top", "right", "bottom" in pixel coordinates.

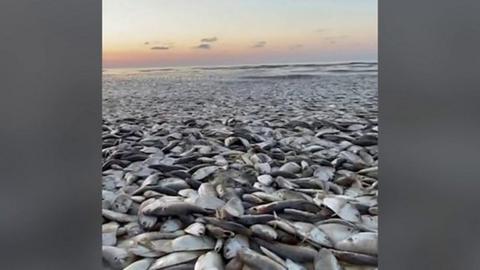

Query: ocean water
[{"left": 102, "top": 62, "right": 378, "bottom": 123}]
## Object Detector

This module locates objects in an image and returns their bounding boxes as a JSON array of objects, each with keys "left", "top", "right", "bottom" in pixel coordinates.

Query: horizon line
[{"left": 103, "top": 59, "right": 378, "bottom": 70}]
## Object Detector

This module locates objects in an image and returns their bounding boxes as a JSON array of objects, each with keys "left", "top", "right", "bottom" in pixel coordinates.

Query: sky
[{"left": 103, "top": 0, "right": 377, "bottom": 68}]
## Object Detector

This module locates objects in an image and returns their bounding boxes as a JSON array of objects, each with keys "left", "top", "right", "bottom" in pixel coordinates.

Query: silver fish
[
  {"left": 123, "top": 258, "right": 154, "bottom": 270},
  {"left": 238, "top": 248, "right": 286, "bottom": 270},
  {"left": 223, "top": 234, "right": 249, "bottom": 259},
  {"left": 335, "top": 232, "right": 377, "bottom": 256},
  {"left": 102, "top": 246, "right": 133, "bottom": 269},
  {"left": 314, "top": 249, "right": 342, "bottom": 270},
  {"left": 149, "top": 251, "right": 204, "bottom": 270},
  {"left": 184, "top": 222, "right": 206, "bottom": 236},
  {"left": 250, "top": 224, "right": 278, "bottom": 240},
  {"left": 102, "top": 222, "right": 119, "bottom": 246},
  {"left": 195, "top": 251, "right": 224, "bottom": 270}
]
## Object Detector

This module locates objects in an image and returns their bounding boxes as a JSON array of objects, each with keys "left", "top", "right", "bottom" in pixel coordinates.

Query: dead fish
[
  {"left": 160, "top": 218, "right": 183, "bottom": 233},
  {"left": 357, "top": 166, "right": 378, "bottom": 178},
  {"left": 283, "top": 208, "right": 322, "bottom": 222},
  {"left": 316, "top": 221, "right": 359, "bottom": 244},
  {"left": 285, "top": 259, "right": 307, "bottom": 270},
  {"left": 368, "top": 206, "right": 378, "bottom": 215},
  {"left": 102, "top": 209, "right": 137, "bottom": 223},
  {"left": 338, "top": 151, "right": 367, "bottom": 170},
  {"left": 279, "top": 162, "right": 302, "bottom": 174},
  {"left": 268, "top": 219, "right": 297, "bottom": 235},
  {"left": 257, "top": 175, "right": 274, "bottom": 186},
  {"left": 142, "top": 201, "right": 211, "bottom": 216},
  {"left": 112, "top": 193, "right": 133, "bottom": 213},
  {"left": 224, "top": 234, "right": 250, "bottom": 259},
  {"left": 255, "top": 163, "right": 272, "bottom": 174},
  {"left": 270, "top": 170, "right": 298, "bottom": 179},
  {"left": 131, "top": 174, "right": 160, "bottom": 195},
  {"left": 275, "top": 190, "right": 314, "bottom": 202},
  {"left": 130, "top": 231, "right": 186, "bottom": 243},
  {"left": 149, "top": 163, "right": 188, "bottom": 173},
  {"left": 335, "top": 232, "right": 377, "bottom": 256},
  {"left": 236, "top": 214, "right": 276, "bottom": 226},
  {"left": 131, "top": 195, "right": 146, "bottom": 203},
  {"left": 195, "top": 251, "right": 224, "bottom": 270},
  {"left": 322, "top": 196, "right": 361, "bottom": 223},
  {"left": 149, "top": 251, "right": 204, "bottom": 270},
  {"left": 102, "top": 222, "right": 119, "bottom": 246},
  {"left": 242, "top": 194, "right": 264, "bottom": 204},
  {"left": 352, "top": 134, "right": 377, "bottom": 147},
  {"left": 129, "top": 242, "right": 164, "bottom": 258},
  {"left": 292, "top": 222, "right": 333, "bottom": 247},
  {"left": 250, "top": 224, "right": 278, "bottom": 240},
  {"left": 158, "top": 177, "right": 190, "bottom": 191},
  {"left": 249, "top": 200, "right": 321, "bottom": 214},
  {"left": 253, "top": 237, "right": 317, "bottom": 263},
  {"left": 225, "top": 257, "right": 244, "bottom": 270},
  {"left": 220, "top": 197, "right": 245, "bottom": 217},
  {"left": 206, "top": 224, "right": 235, "bottom": 238},
  {"left": 238, "top": 248, "right": 286, "bottom": 270},
  {"left": 123, "top": 258, "right": 154, "bottom": 270},
  {"left": 275, "top": 176, "right": 300, "bottom": 190},
  {"left": 138, "top": 198, "right": 158, "bottom": 229},
  {"left": 138, "top": 213, "right": 157, "bottom": 230},
  {"left": 124, "top": 222, "right": 143, "bottom": 237},
  {"left": 102, "top": 246, "right": 134, "bottom": 269},
  {"left": 184, "top": 222, "right": 206, "bottom": 236},
  {"left": 155, "top": 235, "right": 215, "bottom": 253},
  {"left": 315, "top": 128, "right": 340, "bottom": 137},
  {"left": 133, "top": 184, "right": 178, "bottom": 196},
  {"left": 329, "top": 249, "right": 378, "bottom": 266},
  {"left": 251, "top": 192, "right": 283, "bottom": 202},
  {"left": 225, "top": 136, "right": 250, "bottom": 148},
  {"left": 194, "top": 195, "right": 226, "bottom": 210},
  {"left": 198, "top": 183, "right": 218, "bottom": 197},
  {"left": 202, "top": 217, "right": 251, "bottom": 236},
  {"left": 314, "top": 248, "right": 342, "bottom": 270},
  {"left": 360, "top": 215, "right": 377, "bottom": 231},
  {"left": 192, "top": 166, "right": 219, "bottom": 181},
  {"left": 178, "top": 189, "right": 198, "bottom": 198},
  {"left": 275, "top": 229, "right": 300, "bottom": 245},
  {"left": 259, "top": 246, "right": 287, "bottom": 267},
  {"left": 215, "top": 238, "right": 224, "bottom": 252},
  {"left": 313, "top": 166, "right": 335, "bottom": 182}
]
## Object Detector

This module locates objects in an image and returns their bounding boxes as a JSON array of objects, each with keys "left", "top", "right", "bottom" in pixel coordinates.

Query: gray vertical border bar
[
  {"left": 380, "top": 0, "right": 480, "bottom": 269},
  {"left": 0, "top": 0, "right": 101, "bottom": 269}
]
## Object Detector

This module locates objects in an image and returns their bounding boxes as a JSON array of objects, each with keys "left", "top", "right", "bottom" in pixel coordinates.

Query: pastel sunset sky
[{"left": 103, "top": 0, "right": 377, "bottom": 68}]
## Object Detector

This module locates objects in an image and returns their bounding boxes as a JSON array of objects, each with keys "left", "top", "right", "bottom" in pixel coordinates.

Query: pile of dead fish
[{"left": 102, "top": 115, "right": 378, "bottom": 270}]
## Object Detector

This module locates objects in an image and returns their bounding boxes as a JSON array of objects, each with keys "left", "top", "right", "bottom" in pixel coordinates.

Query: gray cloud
[
  {"left": 252, "top": 41, "right": 267, "bottom": 48},
  {"left": 151, "top": 46, "right": 170, "bottom": 50},
  {"left": 289, "top": 44, "right": 303, "bottom": 50},
  {"left": 194, "top": 44, "right": 211, "bottom": 50},
  {"left": 200, "top": 37, "right": 218, "bottom": 43},
  {"left": 144, "top": 41, "right": 150, "bottom": 45},
  {"left": 315, "top": 28, "right": 328, "bottom": 33}
]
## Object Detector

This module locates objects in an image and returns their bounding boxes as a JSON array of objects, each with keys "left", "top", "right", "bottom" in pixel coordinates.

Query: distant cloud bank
[
  {"left": 151, "top": 46, "right": 170, "bottom": 50},
  {"left": 194, "top": 44, "right": 211, "bottom": 50}
]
